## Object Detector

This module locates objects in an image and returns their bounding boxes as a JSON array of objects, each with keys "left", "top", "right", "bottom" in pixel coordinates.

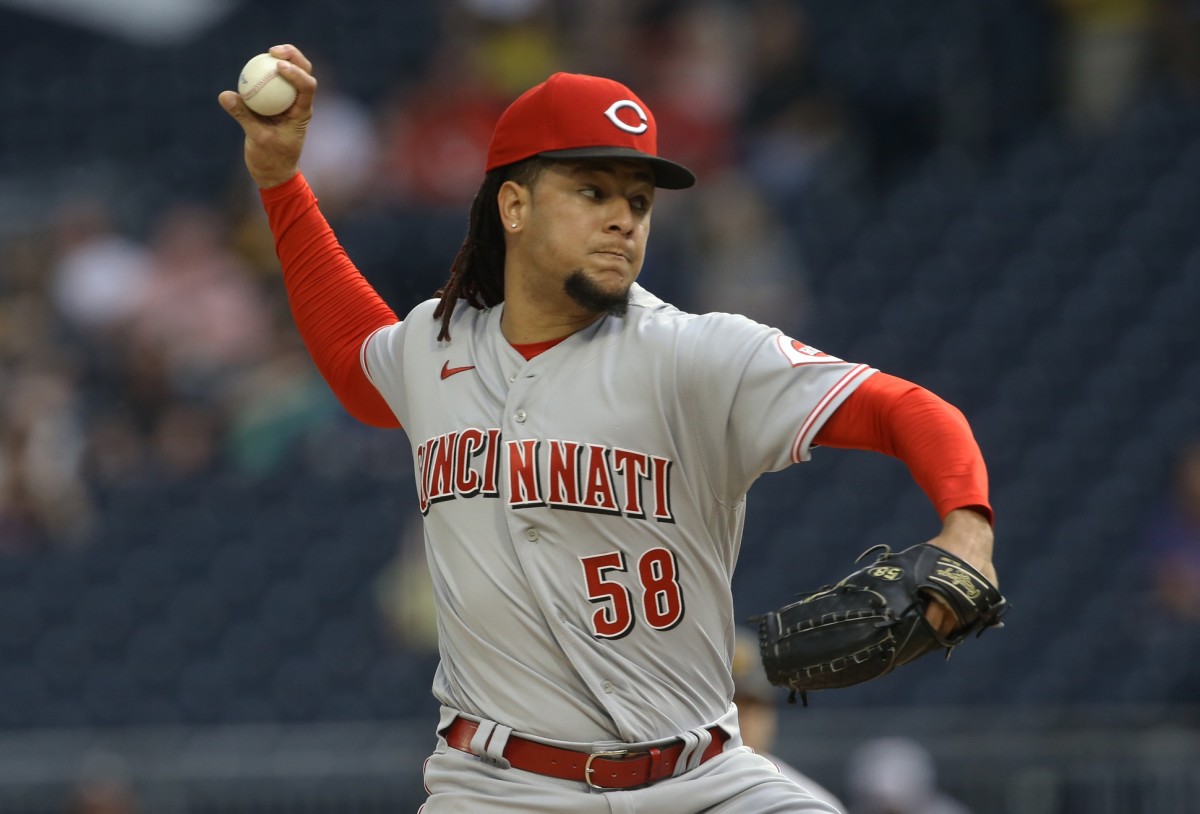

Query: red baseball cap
[{"left": 485, "top": 72, "right": 696, "bottom": 189}]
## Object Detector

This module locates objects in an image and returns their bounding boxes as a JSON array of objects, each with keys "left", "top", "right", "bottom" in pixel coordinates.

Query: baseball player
[{"left": 219, "top": 45, "right": 997, "bottom": 813}]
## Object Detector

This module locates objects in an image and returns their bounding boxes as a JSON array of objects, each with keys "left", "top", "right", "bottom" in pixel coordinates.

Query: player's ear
[{"left": 497, "top": 180, "right": 528, "bottom": 233}]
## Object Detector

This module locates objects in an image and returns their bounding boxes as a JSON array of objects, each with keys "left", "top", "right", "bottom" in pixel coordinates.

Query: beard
[{"left": 563, "top": 269, "right": 631, "bottom": 317}]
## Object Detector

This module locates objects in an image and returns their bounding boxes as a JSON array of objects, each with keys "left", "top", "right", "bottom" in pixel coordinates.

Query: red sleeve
[
  {"left": 814, "top": 372, "right": 993, "bottom": 524},
  {"left": 260, "top": 173, "right": 401, "bottom": 428}
]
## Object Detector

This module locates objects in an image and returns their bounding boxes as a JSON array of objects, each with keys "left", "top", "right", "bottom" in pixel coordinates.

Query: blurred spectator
[
  {"left": 0, "top": 233, "right": 60, "bottom": 361},
  {"left": 0, "top": 366, "right": 95, "bottom": 548},
  {"left": 222, "top": 325, "right": 341, "bottom": 476},
  {"left": 81, "top": 407, "right": 153, "bottom": 492},
  {"left": 1143, "top": 438, "right": 1200, "bottom": 624},
  {"left": 374, "top": 43, "right": 509, "bottom": 207},
  {"left": 732, "top": 629, "right": 845, "bottom": 810},
  {"left": 47, "top": 196, "right": 152, "bottom": 342},
  {"left": 845, "top": 737, "right": 971, "bottom": 814},
  {"left": 553, "top": 0, "right": 645, "bottom": 79},
  {"left": 104, "top": 339, "right": 177, "bottom": 445},
  {"left": 450, "top": 0, "right": 563, "bottom": 98},
  {"left": 1049, "top": 0, "right": 1156, "bottom": 134},
  {"left": 123, "top": 201, "right": 274, "bottom": 398},
  {"left": 0, "top": 233, "right": 95, "bottom": 550},
  {"left": 149, "top": 401, "right": 224, "bottom": 483},
  {"left": 639, "top": 1, "right": 745, "bottom": 181},
  {"left": 296, "top": 73, "right": 381, "bottom": 218}
]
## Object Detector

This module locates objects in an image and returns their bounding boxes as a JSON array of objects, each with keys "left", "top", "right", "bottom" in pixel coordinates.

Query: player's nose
[{"left": 604, "top": 202, "right": 636, "bottom": 234}]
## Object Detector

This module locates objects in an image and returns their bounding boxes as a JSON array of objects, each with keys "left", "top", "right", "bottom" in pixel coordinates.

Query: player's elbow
[{"left": 325, "top": 368, "right": 402, "bottom": 428}]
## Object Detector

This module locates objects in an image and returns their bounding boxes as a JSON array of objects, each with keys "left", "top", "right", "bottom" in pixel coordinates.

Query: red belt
[{"left": 444, "top": 717, "right": 728, "bottom": 790}]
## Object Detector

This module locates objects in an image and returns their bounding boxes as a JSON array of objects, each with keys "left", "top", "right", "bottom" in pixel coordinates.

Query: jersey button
[
  {"left": 601, "top": 680, "right": 614, "bottom": 694},
  {"left": 514, "top": 409, "right": 527, "bottom": 423},
  {"left": 524, "top": 528, "right": 539, "bottom": 542}
]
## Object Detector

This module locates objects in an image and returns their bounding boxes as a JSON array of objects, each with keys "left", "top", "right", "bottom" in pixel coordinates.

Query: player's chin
[{"left": 564, "top": 269, "right": 632, "bottom": 316}]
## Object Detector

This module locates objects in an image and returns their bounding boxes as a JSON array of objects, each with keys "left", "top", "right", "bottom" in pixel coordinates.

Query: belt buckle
[{"left": 584, "top": 749, "right": 630, "bottom": 790}]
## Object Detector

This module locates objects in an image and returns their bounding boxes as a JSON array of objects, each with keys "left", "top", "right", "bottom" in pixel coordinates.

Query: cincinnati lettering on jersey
[{"left": 415, "top": 429, "right": 675, "bottom": 522}]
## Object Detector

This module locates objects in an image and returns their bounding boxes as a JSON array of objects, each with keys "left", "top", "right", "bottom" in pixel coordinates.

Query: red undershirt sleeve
[
  {"left": 260, "top": 173, "right": 401, "bottom": 428},
  {"left": 813, "top": 372, "right": 993, "bottom": 525}
]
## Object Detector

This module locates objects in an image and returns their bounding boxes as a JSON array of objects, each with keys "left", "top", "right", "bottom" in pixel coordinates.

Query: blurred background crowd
[{"left": 1, "top": 0, "right": 1200, "bottom": 811}]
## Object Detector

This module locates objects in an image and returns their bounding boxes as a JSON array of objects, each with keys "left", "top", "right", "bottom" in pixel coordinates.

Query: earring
[{"left": 511, "top": 223, "right": 518, "bottom": 228}]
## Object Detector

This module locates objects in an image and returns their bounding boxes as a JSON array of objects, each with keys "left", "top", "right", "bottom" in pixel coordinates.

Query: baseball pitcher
[{"left": 219, "top": 45, "right": 1001, "bottom": 813}]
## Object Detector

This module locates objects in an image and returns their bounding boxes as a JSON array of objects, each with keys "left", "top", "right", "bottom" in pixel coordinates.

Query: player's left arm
[{"left": 813, "top": 372, "right": 997, "bottom": 629}]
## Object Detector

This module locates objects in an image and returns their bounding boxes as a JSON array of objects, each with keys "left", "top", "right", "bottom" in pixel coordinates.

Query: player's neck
[{"left": 499, "top": 297, "right": 604, "bottom": 345}]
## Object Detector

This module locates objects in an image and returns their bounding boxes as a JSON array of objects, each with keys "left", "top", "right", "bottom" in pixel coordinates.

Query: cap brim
[{"left": 538, "top": 146, "right": 696, "bottom": 189}]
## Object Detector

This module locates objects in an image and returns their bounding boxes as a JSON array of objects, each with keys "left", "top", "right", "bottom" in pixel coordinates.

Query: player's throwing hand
[{"left": 218, "top": 44, "right": 316, "bottom": 189}]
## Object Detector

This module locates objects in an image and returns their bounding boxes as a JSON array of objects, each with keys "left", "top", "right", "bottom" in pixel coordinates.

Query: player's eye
[{"left": 630, "top": 195, "right": 651, "bottom": 213}]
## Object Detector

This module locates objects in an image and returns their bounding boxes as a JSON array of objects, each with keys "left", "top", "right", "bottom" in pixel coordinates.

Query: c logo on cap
[{"left": 604, "top": 100, "right": 649, "bottom": 134}]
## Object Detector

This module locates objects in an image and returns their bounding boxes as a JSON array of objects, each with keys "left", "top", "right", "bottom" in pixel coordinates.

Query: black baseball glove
[{"left": 753, "top": 542, "right": 1007, "bottom": 705}]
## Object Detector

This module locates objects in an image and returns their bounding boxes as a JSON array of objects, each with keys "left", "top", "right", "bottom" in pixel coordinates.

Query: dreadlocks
[{"left": 433, "top": 158, "right": 549, "bottom": 341}]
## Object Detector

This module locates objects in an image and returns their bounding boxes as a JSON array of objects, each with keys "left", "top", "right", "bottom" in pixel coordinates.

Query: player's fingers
[
  {"left": 218, "top": 89, "right": 258, "bottom": 128},
  {"left": 268, "top": 43, "right": 314, "bottom": 77},
  {"left": 274, "top": 60, "right": 317, "bottom": 113},
  {"left": 218, "top": 90, "right": 290, "bottom": 145},
  {"left": 924, "top": 595, "right": 959, "bottom": 637}
]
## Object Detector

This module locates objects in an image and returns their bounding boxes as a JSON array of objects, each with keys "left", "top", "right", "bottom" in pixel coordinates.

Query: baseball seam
[{"left": 243, "top": 67, "right": 280, "bottom": 101}]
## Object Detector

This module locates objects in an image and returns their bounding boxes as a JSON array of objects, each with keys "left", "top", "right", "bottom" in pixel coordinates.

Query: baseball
[{"left": 237, "top": 53, "right": 297, "bottom": 116}]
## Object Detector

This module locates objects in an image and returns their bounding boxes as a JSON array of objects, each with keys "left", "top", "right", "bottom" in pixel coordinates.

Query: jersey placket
[{"left": 495, "top": 337, "right": 641, "bottom": 737}]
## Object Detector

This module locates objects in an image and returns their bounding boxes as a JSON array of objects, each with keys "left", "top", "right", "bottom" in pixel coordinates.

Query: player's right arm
[
  {"left": 218, "top": 43, "right": 312, "bottom": 190},
  {"left": 219, "top": 45, "right": 400, "bottom": 428}
]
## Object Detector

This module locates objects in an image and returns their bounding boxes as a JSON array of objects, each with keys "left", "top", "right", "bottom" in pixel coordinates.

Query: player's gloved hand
[
  {"left": 753, "top": 519, "right": 1007, "bottom": 706},
  {"left": 218, "top": 44, "right": 315, "bottom": 189},
  {"left": 920, "top": 508, "right": 998, "bottom": 637}
]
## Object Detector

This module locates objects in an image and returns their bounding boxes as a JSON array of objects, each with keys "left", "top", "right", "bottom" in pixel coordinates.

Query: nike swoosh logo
[{"left": 440, "top": 361, "right": 476, "bottom": 380}]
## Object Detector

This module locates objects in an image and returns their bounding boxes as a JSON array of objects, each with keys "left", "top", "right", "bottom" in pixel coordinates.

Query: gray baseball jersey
[{"left": 363, "top": 283, "right": 875, "bottom": 745}]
